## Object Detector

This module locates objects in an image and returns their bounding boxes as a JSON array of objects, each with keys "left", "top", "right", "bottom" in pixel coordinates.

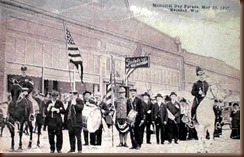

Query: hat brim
[{"left": 197, "top": 71, "right": 205, "bottom": 75}]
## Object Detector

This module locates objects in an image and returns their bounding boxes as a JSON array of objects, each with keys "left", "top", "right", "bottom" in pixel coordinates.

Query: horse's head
[
  {"left": 207, "top": 83, "right": 225, "bottom": 104},
  {"left": 10, "top": 83, "right": 23, "bottom": 105}
]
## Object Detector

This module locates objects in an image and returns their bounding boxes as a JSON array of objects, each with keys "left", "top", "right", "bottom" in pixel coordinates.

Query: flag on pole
[
  {"left": 65, "top": 27, "right": 84, "bottom": 83},
  {"left": 125, "top": 42, "right": 142, "bottom": 85}
]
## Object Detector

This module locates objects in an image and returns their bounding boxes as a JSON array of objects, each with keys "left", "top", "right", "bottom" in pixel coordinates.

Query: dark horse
[{"left": 7, "top": 83, "right": 37, "bottom": 151}]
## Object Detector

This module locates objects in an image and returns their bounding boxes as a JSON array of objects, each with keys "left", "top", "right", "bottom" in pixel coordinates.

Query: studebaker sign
[{"left": 125, "top": 56, "right": 150, "bottom": 69}]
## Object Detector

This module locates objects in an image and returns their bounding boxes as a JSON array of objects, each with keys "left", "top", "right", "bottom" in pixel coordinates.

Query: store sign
[{"left": 125, "top": 56, "right": 150, "bottom": 68}]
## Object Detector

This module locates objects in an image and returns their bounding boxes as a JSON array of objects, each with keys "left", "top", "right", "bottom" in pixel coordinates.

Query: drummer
[
  {"left": 127, "top": 88, "right": 144, "bottom": 150},
  {"left": 115, "top": 87, "right": 130, "bottom": 147},
  {"left": 82, "top": 90, "right": 92, "bottom": 146}
]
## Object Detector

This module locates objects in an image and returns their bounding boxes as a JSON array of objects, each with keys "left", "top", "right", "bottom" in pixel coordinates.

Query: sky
[
  {"left": 10, "top": 0, "right": 240, "bottom": 70},
  {"left": 128, "top": 0, "right": 240, "bottom": 70}
]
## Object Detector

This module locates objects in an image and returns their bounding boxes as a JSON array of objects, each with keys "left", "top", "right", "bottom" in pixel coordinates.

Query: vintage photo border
[{"left": 0, "top": 0, "right": 243, "bottom": 156}]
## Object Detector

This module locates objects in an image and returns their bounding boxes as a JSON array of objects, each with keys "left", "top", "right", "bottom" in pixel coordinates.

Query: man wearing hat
[
  {"left": 179, "top": 98, "right": 190, "bottom": 140},
  {"left": 127, "top": 88, "right": 144, "bottom": 149},
  {"left": 45, "top": 90, "right": 66, "bottom": 153},
  {"left": 82, "top": 90, "right": 92, "bottom": 145},
  {"left": 166, "top": 92, "right": 181, "bottom": 144},
  {"left": 115, "top": 87, "right": 130, "bottom": 147},
  {"left": 140, "top": 92, "right": 153, "bottom": 144},
  {"left": 230, "top": 103, "right": 240, "bottom": 139},
  {"left": 15, "top": 65, "right": 35, "bottom": 121},
  {"left": 65, "top": 91, "right": 84, "bottom": 153},
  {"left": 151, "top": 94, "right": 168, "bottom": 144},
  {"left": 191, "top": 66, "right": 209, "bottom": 121}
]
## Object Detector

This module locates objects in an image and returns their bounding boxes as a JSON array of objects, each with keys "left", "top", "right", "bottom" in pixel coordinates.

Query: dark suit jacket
[
  {"left": 64, "top": 98, "right": 84, "bottom": 129},
  {"left": 166, "top": 101, "right": 181, "bottom": 123},
  {"left": 142, "top": 101, "right": 153, "bottom": 122},
  {"left": 45, "top": 100, "right": 65, "bottom": 129},
  {"left": 152, "top": 102, "right": 168, "bottom": 125},
  {"left": 127, "top": 97, "right": 144, "bottom": 125}
]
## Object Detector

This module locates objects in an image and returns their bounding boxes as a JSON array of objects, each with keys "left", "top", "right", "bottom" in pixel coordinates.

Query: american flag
[
  {"left": 106, "top": 56, "right": 115, "bottom": 105},
  {"left": 125, "top": 42, "right": 142, "bottom": 83},
  {"left": 65, "top": 27, "right": 83, "bottom": 83}
]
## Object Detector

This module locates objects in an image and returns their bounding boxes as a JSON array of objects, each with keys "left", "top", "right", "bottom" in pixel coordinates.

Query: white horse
[{"left": 195, "top": 83, "right": 225, "bottom": 153}]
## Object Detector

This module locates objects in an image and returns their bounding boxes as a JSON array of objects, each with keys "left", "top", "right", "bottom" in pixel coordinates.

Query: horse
[
  {"left": 6, "top": 83, "right": 39, "bottom": 152},
  {"left": 194, "top": 83, "right": 225, "bottom": 153}
]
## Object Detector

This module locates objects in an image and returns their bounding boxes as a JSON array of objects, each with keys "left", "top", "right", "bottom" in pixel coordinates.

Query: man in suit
[
  {"left": 166, "top": 92, "right": 181, "bottom": 144},
  {"left": 191, "top": 66, "right": 209, "bottom": 121},
  {"left": 82, "top": 91, "right": 92, "bottom": 146},
  {"left": 45, "top": 90, "right": 65, "bottom": 153},
  {"left": 65, "top": 91, "right": 84, "bottom": 153},
  {"left": 152, "top": 94, "right": 168, "bottom": 144},
  {"left": 127, "top": 88, "right": 144, "bottom": 150},
  {"left": 141, "top": 92, "right": 153, "bottom": 144}
]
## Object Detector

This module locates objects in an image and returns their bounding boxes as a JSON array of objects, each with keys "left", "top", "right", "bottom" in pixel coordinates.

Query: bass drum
[{"left": 82, "top": 105, "right": 102, "bottom": 133}]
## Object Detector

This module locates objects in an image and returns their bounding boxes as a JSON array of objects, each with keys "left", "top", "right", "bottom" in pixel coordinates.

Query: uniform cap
[{"left": 196, "top": 66, "right": 205, "bottom": 76}]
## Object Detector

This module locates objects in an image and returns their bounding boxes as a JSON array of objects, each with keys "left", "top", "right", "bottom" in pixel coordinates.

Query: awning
[{"left": 6, "top": 62, "right": 100, "bottom": 84}]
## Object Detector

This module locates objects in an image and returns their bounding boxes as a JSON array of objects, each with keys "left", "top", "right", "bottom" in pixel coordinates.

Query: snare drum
[
  {"left": 82, "top": 105, "right": 102, "bottom": 133},
  {"left": 126, "top": 110, "right": 138, "bottom": 126}
]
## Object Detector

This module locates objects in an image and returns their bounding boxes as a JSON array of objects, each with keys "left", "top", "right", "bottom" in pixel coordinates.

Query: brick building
[{"left": 0, "top": 0, "right": 240, "bottom": 102}]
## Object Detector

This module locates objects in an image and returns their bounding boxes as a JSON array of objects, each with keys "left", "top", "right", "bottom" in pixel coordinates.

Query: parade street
[{"left": 0, "top": 125, "right": 240, "bottom": 154}]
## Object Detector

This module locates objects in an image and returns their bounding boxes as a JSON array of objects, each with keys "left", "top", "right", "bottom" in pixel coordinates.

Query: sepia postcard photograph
[{"left": 0, "top": 0, "right": 241, "bottom": 155}]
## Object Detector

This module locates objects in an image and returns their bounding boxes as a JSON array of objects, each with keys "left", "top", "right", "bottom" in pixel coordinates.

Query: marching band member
[
  {"left": 151, "top": 94, "right": 168, "bottom": 144},
  {"left": 115, "top": 87, "right": 130, "bottom": 147},
  {"left": 65, "top": 91, "right": 84, "bottom": 153},
  {"left": 45, "top": 90, "right": 65, "bottom": 153},
  {"left": 82, "top": 90, "right": 92, "bottom": 146},
  {"left": 127, "top": 88, "right": 144, "bottom": 150},
  {"left": 90, "top": 95, "right": 110, "bottom": 146},
  {"left": 166, "top": 92, "right": 181, "bottom": 144}
]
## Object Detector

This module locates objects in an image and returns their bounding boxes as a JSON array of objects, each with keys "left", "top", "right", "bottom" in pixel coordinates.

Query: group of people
[{"left": 5, "top": 65, "right": 240, "bottom": 153}]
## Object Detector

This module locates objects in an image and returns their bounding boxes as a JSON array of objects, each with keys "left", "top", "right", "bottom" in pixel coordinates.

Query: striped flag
[
  {"left": 65, "top": 27, "right": 84, "bottom": 83},
  {"left": 125, "top": 42, "right": 142, "bottom": 84},
  {"left": 106, "top": 56, "right": 115, "bottom": 105}
]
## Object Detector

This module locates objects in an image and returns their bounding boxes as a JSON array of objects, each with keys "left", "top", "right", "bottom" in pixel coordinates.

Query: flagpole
[
  {"left": 63, "top": 20, "right": 73, "bottom": 91},
  {"left": 111, "top": 55, "right": 116, "bottom": 147}
]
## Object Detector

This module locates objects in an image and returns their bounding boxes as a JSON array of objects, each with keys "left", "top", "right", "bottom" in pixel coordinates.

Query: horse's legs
[
  {"left": 195, "top": 125, "right": 208, "bottom": 153},
  {"left": 17, "top": 122, "right": 24, "bottom": 151},
  {"left": 0, "top": 125, "right": 3, "bottom": 137},
  {"left": 28, "top": 121, "right": 33, "bottom": 149},
  {"left": 37, "top": 124, "right": 42, "bottom": 147},
  {"left": 7, "top": 123, "right": 15, "bottom": 151}
]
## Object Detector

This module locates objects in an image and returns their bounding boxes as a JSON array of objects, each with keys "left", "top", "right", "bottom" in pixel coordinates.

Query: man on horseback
[
  {"left": 191, "top": 66, "right": 209, "bottom": 122},
  {"left": 15, "top": 65, "right": 35, "bottom": 121}
]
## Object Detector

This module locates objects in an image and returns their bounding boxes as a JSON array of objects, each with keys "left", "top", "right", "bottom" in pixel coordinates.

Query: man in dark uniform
[
  {"left": 191, "top": 66, "right": 209, "bottom": 121},
  {"left": 65, "top": 91, "right": 84, "bottom": 153},
  {"left": 82, "top": 91, "right": 92, "bottom": 146},
  {"left": 152, "top": 94, "right": 168, "bottom": 144},
  {"left": 127, "top": 88, "right": 144, "bottom": 150},
  {"left": 45, "top": 91, "right": 65, "bottom": 153},
  {"left": 166, "top": 92, "right": 181, "bottom": 144},
  {"left": 141, "top": 92, "right": 153, "bottom": 144},
  {"left": 15, "top": 66, "right": 35, "bottom": 121}
]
